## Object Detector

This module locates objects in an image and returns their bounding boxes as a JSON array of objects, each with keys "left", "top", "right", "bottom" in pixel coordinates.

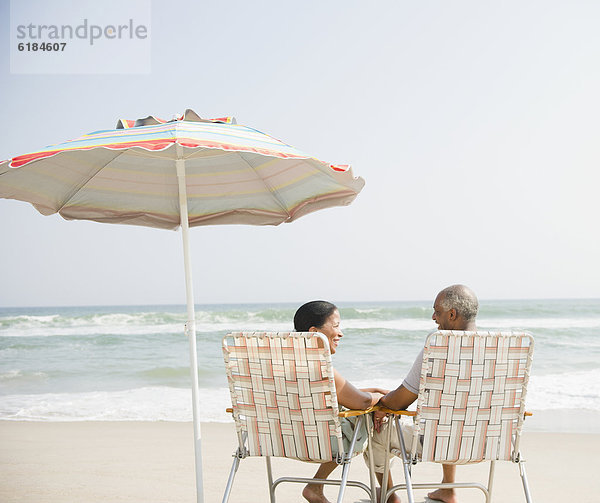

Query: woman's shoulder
[{"left": 332, "top": 367, "right": 348, "bottom": 386}]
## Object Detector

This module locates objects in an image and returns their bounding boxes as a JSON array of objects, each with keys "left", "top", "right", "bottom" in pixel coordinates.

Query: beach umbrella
[{"left": 0, "top": 109, "right": 365, "bottom": 503}]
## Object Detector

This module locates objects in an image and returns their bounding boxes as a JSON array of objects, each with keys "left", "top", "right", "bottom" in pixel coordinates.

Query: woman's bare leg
[{"left": 302, "top": 461, "right": 338, "bottom": 503}]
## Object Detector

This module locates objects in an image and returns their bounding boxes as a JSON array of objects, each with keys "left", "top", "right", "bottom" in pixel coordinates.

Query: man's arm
[
  {"left": 379, "top": 347, "right": 423, "bottom": 410},
  {"left": 371, "top": 385, "right": 417, "bottom": 432},
  {"left": 379, "top": 384, "right": 417, "bottom": 410}
]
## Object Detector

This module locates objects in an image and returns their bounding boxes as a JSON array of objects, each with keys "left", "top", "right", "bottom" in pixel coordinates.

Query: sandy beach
[{"left": 1, "top": 421, "right": 598, "bottom": 503}]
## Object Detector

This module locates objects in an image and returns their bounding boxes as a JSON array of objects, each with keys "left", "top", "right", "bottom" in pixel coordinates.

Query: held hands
[{"left": 371, "top": 392, "right": 385, "bottom": 408}]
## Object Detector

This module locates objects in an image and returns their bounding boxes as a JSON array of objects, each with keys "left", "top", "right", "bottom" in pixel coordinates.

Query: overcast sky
[{"left": 1, "top": 0, "right": 599, "bottom": 307}]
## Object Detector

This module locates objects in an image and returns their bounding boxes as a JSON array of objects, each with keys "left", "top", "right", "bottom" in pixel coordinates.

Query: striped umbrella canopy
[
  {"left": 0, "top": 109, "right": 365, "bottom": 503},
  {"left": 0, "top": 109, "right": 364, "bottom": 229}
]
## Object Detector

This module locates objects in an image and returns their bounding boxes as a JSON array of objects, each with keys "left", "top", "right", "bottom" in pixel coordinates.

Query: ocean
[{"left": 1, "top": 299, "right": 599, "bottom": 432}]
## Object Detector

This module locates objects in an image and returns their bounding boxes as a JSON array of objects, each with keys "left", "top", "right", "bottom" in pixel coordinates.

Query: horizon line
[{"left": 1, "top": 296, "right": 598, "bottom": 310}]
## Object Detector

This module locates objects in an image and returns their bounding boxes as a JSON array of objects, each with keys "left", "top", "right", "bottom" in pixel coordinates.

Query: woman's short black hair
[{"left": 293, "top": 300, "right": 338, "bottom": 332}]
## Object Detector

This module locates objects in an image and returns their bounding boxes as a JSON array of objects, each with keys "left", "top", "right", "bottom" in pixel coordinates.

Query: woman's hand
[
  {"left": 372, "top": 391, "right": 385, "bottom": 403},
  {"left": 335, "top": 370, "right": 383, "bottom": 410}
]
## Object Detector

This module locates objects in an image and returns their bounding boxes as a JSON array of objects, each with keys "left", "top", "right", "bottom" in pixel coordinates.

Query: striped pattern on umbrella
[
  {"left": 6, "top": 121, "right": 319, "bottom": 168},
  {"left": 0, "top": 110, "right": 364, "bottom": 230},
  {"left": 414, "top": 330, "right": 534, "bottom": 464},
  {"left": 223, "top": 332, "right": 343, "bottom": 463}
]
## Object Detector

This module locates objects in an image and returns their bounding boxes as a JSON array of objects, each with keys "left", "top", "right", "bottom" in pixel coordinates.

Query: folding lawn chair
[
  {"left": 222, "top": 331, "right": 377, "bottom": 503},
  {"left": 380, "top": 330, "right": 534, "bottom": 503}
]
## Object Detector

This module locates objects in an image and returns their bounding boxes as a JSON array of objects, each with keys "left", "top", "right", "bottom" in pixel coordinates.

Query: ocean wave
[
  {"left": 0, "top": 369, "right": 46, "bottom": 379},
  {"left": 0, "top": 323, "right": 183, "bottom": 338},
  {"left": 138, "top": 366, "right": 191, "bottom": 380},
  {"left": 0, "top": 310, "right": 293, "bottom": 337},
  {"left": 0, "top": 386, "right": 232, "bottom": 422},
  {"left": 351, "top": 369, "right": 600, "bottom": 413},
  {"left": 526, "top": 369, "right": 600, "bottom": 411},
  {"left": 0, "top": 312, "right": 183, "bottom": 337},
  {"left": 339, "top": 305, "right": 432, "bottom": 320},
  {"left": 0, "top": 318, "right": 438, "bottom": 337},
  {"left": 479, "top": 299, "right": 600, "bottom": 318},
  {"left": 3, "top": 304, "right": 600, "bottom": 338},
  {"left": 2, "top": 368, "right": 598, "bottom": 422},
  {"left": 0, "top": 369, "right": 48, "bottom": 387},
  {"left": 478, "top": 317, "right": 600, "bottom": 330}
]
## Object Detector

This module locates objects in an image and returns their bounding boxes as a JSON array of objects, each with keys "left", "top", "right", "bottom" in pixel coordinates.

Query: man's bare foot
[
  {"left": 302, "top": 483, "right": 331, "bottom": 503},
  {"left": 376, "top": 486, "right": 402, "bottom": 503},
  {"left": 427, "top": 488, "right": 457, "bottom": 503}
]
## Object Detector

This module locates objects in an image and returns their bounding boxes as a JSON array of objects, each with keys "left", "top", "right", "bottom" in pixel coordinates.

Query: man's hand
[{"left": 373, "top": 410, "right": 387, "bottom": 433}]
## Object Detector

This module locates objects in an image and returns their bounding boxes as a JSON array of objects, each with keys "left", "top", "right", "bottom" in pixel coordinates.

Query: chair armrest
[
  {"left": 373, "top": 406, "right": 416, "bottom": 416},
  {"left": 370, "top": 407, "right": 532, "bottom": 418},
  {"left": 339, "top": 406, "right": 420, "bottom": 417},
  {"left": 229, "top": 407, "right": 531, "bottom": 417},
  {"left": 338, "top": 407, "right": 377, "bottom": 418},
  {"left": 228, "top": 407, "right": 384, "bottom": 419}
]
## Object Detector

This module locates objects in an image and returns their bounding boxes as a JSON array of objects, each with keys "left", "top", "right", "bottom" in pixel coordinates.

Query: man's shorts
[{"left": 363, "top": 417, "right": 422, "bottom": 474}]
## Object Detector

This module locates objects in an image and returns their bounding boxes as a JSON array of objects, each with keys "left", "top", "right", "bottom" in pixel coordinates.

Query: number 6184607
[{"left": 18, "top": 42, "right": 67, "bottom": 51}]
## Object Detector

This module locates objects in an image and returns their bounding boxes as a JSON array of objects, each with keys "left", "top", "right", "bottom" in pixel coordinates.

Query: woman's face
[{"left": 312, "top": 309, "right": 343, "bottom": 354}]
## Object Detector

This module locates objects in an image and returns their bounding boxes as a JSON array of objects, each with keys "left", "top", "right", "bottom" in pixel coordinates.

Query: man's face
[{"left": 432, "top": 293, "right": 455, "bottom": 330}]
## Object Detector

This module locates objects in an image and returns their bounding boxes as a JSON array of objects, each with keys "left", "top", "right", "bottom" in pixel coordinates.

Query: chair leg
[
  {"left": 266, "top": 456, "right": 276, "bottom": 503},
  {"left": 366, "top": 414, "right": 378, "bottom": 503},
  {"left": 380, "top": 418, "right": 393, "bottom": 503},
  {"left": 221, "top": 453, "right": 241, "bottom": 503},
  {"left": 396, "top": 417, "right": 415, "bottom": 503},
  {"left": 336, "top": 415, "right": 365, "bottom": 503},
  {"left": 486, "top": 460, "right": 496, "bottom": 503},
  {"left": 518, "top": 459, "right": 533, "bottom": 503},
  {"left": 336, "top": 460, "right": 352, "bottom": 503}
]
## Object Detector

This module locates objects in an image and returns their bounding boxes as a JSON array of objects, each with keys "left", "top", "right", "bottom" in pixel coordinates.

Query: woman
[{"left": 294, "top": 300, "right": 388, "bottom": 503}]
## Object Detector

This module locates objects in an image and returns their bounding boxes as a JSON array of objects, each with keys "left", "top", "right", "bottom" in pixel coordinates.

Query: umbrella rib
[
  {"left": 129, "top": 146, "right": 207, "bottom": 161},
  {"left": 55, "top": 149, "right": 132, "bottom": 212},
  {"left": 236, "top": 151, "right": 292, "bottom": 220}
]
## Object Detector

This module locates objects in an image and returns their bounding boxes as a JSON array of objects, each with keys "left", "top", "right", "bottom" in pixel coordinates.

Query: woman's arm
[
  {"left": 360, "top": 387, "right": 390, "bottom": 395},
  {"left": 334, "top": 369, "right": 383, "bottom": 410}
]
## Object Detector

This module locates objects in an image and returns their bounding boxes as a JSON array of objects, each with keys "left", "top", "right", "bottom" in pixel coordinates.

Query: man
[{"left": 369, "top": 284, "right": 479, "bottom": 503}]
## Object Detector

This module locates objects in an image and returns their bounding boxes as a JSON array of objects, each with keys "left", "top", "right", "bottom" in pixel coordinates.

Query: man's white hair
[{"left": 439, "top": 284, "right": 479, "bottom": 321}]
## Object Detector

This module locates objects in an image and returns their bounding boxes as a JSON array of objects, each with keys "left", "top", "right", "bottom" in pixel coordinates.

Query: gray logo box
[{"left": 10, "top": 0, "right": 151, "bottom": 74}]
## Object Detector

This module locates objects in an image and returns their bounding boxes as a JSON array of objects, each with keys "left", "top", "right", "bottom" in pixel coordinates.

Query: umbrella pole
[{"left": 176, "top": 156, "right": 204, "bottom": 503}]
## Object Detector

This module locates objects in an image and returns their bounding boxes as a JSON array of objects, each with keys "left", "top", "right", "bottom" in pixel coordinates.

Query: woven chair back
[
  {"left": 223, "top": 331, "right": 343, "bottom": 463},
  {"left": 415, "top": 330, "right": 534, "bottom": 464}
]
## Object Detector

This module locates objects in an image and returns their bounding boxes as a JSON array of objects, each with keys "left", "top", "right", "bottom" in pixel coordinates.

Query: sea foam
[
  {"left": 2, "top": 368, "right": 599, "bottom": 423},
  {"left": 0, "top": 386, "right": 231, "bottom": 422}
]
